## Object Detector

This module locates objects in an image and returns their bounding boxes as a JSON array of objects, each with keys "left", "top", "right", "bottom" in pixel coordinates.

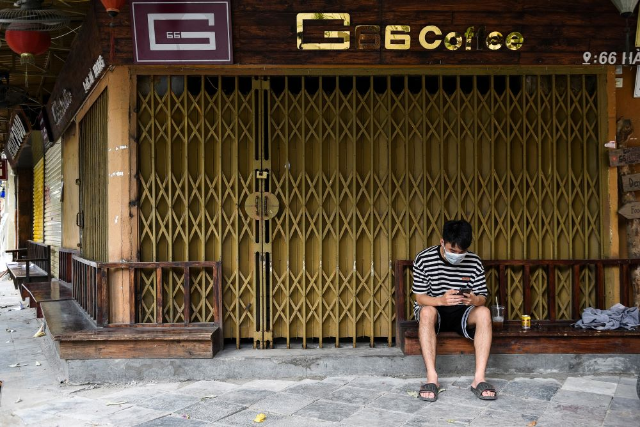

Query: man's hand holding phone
[{"left": 442, "top": 288, "right": 473, "bottom": 306}]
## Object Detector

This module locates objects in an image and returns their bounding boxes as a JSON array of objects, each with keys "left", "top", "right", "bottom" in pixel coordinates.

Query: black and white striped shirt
[{"left": 412, "top": 245, "right": 488, "bottom": 298}]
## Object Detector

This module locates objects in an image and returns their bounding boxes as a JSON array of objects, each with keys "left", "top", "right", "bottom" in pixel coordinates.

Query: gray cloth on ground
[{"left": 573, "top": 304, "right": 639, "bottom": 330}]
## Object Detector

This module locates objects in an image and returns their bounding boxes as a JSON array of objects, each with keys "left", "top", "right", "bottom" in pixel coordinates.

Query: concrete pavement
[{"left": 1, "top": 278, "right": 639, "bottom": 427}]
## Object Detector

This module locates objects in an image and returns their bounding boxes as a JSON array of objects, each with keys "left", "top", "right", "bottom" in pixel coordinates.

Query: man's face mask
[{"left": 442, "top": 244, "right": 466, "bottom": 265}]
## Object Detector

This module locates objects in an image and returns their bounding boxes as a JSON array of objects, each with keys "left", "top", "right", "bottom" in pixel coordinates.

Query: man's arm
[{"left": 416, "top": 290, "right": 467, "bottom": 307}]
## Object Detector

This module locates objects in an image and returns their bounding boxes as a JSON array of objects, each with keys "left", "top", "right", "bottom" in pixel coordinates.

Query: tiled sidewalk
[{"left": 1, "top": 279, "right": 639, "bottom": 427}]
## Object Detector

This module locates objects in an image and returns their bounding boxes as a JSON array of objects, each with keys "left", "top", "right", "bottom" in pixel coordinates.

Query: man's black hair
[{"left": 442, "top": 220, "right": 473, "bottom": 250}]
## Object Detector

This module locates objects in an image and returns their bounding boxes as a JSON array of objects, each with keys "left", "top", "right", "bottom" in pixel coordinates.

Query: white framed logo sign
[{"left": 131, "top": 0, "right": 233, "bottom": 64}]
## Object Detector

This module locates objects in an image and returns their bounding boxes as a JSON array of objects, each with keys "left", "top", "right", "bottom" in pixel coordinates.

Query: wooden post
[
  {"left": 129, "top": 267, "right": 136, "bottom": 324},
  {"left": 100, "top": 267, "right": 108, "bottom": 326},
  {"left": 572, "top": 265, "right": 581, "bottom": 320},
  {"left": 183, "top": 264, "right": 191, "bottom": 325},
  {"left": 156, "top": 267, "right": 163, "bottom": 324},
  {"left": 548, "top": 265, "right": 556, "bottom": 321},
  {"left": 523, "top": 265, "right": 531, "bottom": 316},
  {"left": 498, "top": 265, "right": 507, "bottom": 318}
]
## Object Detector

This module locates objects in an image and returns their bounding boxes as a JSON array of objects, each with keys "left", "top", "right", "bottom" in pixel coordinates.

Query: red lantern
[
  {"left": 101, "top": 0, "right": 127, "bottom": 18},
  {"left": 5, "top": 30, "right": 51, "bottom": 65}
]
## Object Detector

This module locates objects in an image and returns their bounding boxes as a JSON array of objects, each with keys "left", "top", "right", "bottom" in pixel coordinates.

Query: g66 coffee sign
[{"left": 131, "top": 0, "right": 233, "bottom": 64}]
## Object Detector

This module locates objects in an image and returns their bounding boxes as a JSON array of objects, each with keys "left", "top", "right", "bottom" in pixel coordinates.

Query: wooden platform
[
  {"left": 20, "top": 281, "right": 72, "bottom": 318},
  {"left": 40, "top": 300, "right": 221, "bottom": 359},
  {"left": 400, "top": 320, "right": 640, "bottom": 355}
]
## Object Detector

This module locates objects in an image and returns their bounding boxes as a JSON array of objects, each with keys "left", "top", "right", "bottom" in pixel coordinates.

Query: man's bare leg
[
  {"left": 418, "top": 306, "right": 439, "bottom": 399},
  {"left": 467, "top": 306, "right": 495, "bottom": 397}
]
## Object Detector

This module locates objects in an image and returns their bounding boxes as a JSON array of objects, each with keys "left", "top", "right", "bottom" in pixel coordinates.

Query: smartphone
[{"left": 456, "top": 287, "right": 473, "bottom": 296}]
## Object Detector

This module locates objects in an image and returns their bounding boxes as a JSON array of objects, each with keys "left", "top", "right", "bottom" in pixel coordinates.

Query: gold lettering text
[
  {"left": 419, "top": 25, "right": 442, "bottom": 50},
  {"left": 385, "top": 25, "right": 411, "bottom": 50},
  {"left": 297, "top": 13, "right": 351, "bottom": 50}
]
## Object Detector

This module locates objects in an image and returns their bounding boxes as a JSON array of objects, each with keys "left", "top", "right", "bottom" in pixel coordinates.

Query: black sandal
[
  {"left": 418, "top": 383, "right": 440, "bottom": 402},
  {"left": 470, "top": 382, "right": 497, "bottom": 400}
]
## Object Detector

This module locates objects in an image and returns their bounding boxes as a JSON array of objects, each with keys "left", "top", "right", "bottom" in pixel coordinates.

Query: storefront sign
[
  {"left": 83, "top": 55, "right": 106, "bottom": 93},
  {"left": 131, "top": 0, "right": 233, "bottom": 64},
  {"left": 619, "top": 202, "right": 640, "bottom": 219},
  {"left": 38, "top": 111, "right": 53, "bottom": 151},
  {"left": 50, "top": 89, "right": 73, "bottom": 126},
  {"left": 622, "top": 173, "right": 640, "bottom": 192},
  {"left": 6, "top": 109, "right": 30, "bottom": 162},
  {"left": 609, "top": 147, "right": 640, "bottom": 167},
  {"left": 0, "top": 160, "right": 7, "bottom": 180},
  {"left": 296, "top": 14, "right": 524, "bottom": 52}
]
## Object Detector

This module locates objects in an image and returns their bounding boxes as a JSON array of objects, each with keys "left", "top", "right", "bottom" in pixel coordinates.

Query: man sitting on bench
[{"left": 413, "top": 219, "right": 497, "bottom": 402}]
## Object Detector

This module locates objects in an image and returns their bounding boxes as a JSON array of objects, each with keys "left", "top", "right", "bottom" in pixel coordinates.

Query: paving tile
[
  {"left": 609, "top": 396, "right": 640, "bottom": 413},
  {"left": 613, "top": 383, "right": 639, "bottom": 400},
  {"left": 323, "top": 385, "right": 382, "bottom": 405},
  {"left": 177, "top": 380, "right": 240, "bottom": 397},
  {"left": 603, "top": 406, "right": 640, "bottom": 427},
  {"left": 268, "top": 415, "right": 339, "bottom": 427},
  {"left": 500, "top": 378, "right": 562, "bottom": 401},
  {"left": 413, "top": 401, "right": 483, "bottom": 424},
  {"left": 134, "top": 414, "right": 210, "bottom": 426},
  {"left": 215, "top": 388, "right": 274, "bottom": 406},
  {"left": 179, "top": 399, "right": 246, "bottom": 423},
  {"left": 550, "top": 389, "right": 612, "bottom": 410},
  {"left": 469, "top": 409, "right": 537, "bottom": 427},
  {"left": 404, "top": 414, "right": 470, "bottom": 427},
  {"left": 134, "top": 392, "right": 201, "bottom": 412},
  {"left": 102, "top": 405, "right": 169, "bottom": 427},
  {"left": 28, "top": 414, "right": 107, "bottom": 426},
  {"left": 617, "top": 376, "right": 638, "bottom": 386},
  {"left": 283, "top": 381, "right": 342, "bottom": 399},
  {"left": 368, "top": 391, "right": 427, "bottom": 414},
  {"left": 346, "top": 376, "right": 407, "bottom": 392},
  {"left": 247, "top": 392, "right": 315, "bottom": 416},
  {"left": 561, "top": 377, "right": 618, "bottom": 396},
  {"left": 240, "top": 379, "right": 297, "bottom": 392},
  {"left": 214, "top": 409, "right": 286, "bottom": 426},
  {"left": 293, "top": 399, "right": 360, "bottom": 422},
  {"left": 340, "top": 407, "right": 413, "bottom": 427},
  {"left": 319, "top": 376, "right": 355, "bottom": 385},
  {"left": 54, "top": 398, "right": 135, "bottom": 422},
  {"left": 537, "top": 401, "right": 607, "bottom": 427},
  {"left": 485, "top": 393, "right": 549, "bottom": 416}
]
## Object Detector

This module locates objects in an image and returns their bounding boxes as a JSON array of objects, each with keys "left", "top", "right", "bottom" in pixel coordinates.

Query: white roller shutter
[{"left": 44, "top": 142, "right": 62, "bottom": 278}]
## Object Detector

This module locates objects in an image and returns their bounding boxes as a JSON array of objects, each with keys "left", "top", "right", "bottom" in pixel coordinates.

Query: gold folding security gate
[
  {"left": 137, "top": 72, "right": 605, "bottom": 348},
  {"left": 79, "top": 90, "right": 109, "bottom": 262}
]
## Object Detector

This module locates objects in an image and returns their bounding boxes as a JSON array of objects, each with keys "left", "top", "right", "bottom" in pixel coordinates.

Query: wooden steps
[
  {"left": 40, "top": 300, "right": 221, "bottom": 359},
  {"left": 400, "top": 320, "right": 640, "bottom": 355},
  {"left": 20, "top": 281, "right": 72, "bottom": 318}
]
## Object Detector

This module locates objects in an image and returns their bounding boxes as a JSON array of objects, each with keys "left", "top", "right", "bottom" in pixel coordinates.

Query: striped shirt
[{"left": 412, "top": 245, "right": 488, "bottom": 299}]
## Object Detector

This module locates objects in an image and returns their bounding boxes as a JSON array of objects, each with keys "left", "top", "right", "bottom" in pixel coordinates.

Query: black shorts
[{"left": 414, "top": 304, "right": 476, "bottom": 340}]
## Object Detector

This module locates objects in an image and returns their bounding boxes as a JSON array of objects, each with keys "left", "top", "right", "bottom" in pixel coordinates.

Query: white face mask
[{"left": 442, "top": 244, "right": 466, "bottom": 265}]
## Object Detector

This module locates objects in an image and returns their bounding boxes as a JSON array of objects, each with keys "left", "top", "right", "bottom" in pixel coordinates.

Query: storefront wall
[{"left": 44, "top": 0, "right": 634, "bottom": 342}]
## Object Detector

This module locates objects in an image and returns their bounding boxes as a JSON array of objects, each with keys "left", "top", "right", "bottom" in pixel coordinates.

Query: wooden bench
[
  {"left": 395, "top": 259, "right": 640, "bottom": 355},
  {"left": 40, "top": 299, "right": 221, "bottom": 359},
  {"left": 20, "top": 280, "right": 72, "bottom": 318},
  {"left": 6, "top": 240, "right": 51, "bottom": 290}
]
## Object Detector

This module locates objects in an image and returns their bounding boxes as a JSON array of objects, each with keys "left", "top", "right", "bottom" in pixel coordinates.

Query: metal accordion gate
[{"left": 137, "top": 72, "right": 605, "bottom": 348}]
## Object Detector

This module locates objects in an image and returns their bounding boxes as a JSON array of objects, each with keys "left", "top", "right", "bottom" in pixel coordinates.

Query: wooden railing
[
  {"left": 58, "top": 248, "right": 78, "bottom": 283},
  {"left": 72, "top": 256, "right": 103, "bottom": 324},
  {"left": 395, "top": 258, "right": 640, "bottom": 326},
  {"left": 71, "top": 256, "right": 222, "bottom": 328}
]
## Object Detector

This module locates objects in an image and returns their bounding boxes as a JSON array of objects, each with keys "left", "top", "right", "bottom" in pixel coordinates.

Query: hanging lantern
[
  {"left": 101, "top": 0, "right": 127, "bottom": 18},
  {"left": 4, "top": 29, "right": 51, "bottom": 65}
]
